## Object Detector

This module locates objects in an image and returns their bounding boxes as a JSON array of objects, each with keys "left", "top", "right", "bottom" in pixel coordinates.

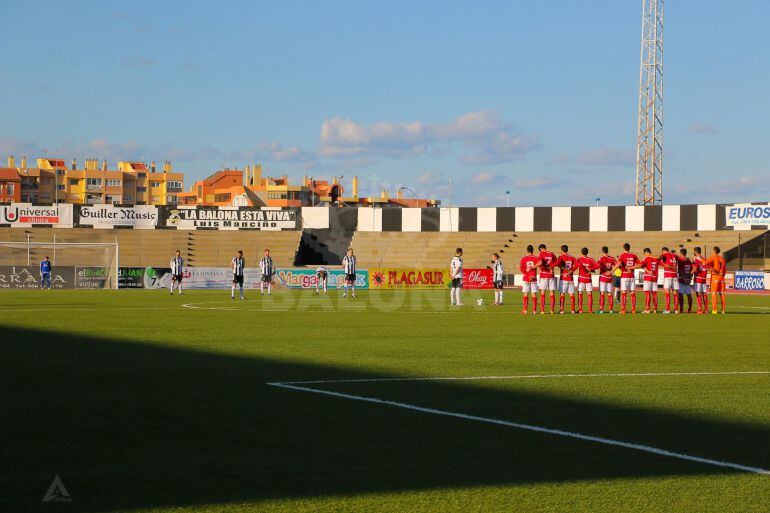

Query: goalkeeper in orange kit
[{"left": 703, "top": 246, "right": 727, "bottom": 314}]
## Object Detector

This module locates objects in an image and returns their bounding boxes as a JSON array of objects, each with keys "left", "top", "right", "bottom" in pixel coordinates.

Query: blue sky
[{"left": 1, "top": 0, "right": 769, "bottom": 206}]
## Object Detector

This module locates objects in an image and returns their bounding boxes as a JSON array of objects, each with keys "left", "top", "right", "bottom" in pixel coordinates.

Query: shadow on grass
[{"left": 1, "top": 326, "right": 768, "bottom": 512}]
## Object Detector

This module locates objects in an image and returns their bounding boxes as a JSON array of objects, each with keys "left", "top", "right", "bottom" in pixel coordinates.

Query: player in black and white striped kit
[
  {"left": 231, "top": 250, "right": 246, "bottom": 300},
  {"left": 170, "top": 249, "right": 184, "bottom": 295},
  {"left": 450, "top": 248, "right": 463, "bottom": 306},
  {"left": 492, "top": 253, "right": 504, "bottom": 305},
  {"left": 341, "top": 248, "right": 357, "bottom": 298},
  {"left": 259, "top": 249, "right": 274, "bottom": 296}
]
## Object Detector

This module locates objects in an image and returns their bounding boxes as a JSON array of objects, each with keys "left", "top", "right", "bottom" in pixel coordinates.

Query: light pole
[
  {"left": 595, "top": 197, "right": 601, "bottom": 207},
  {"left": 399, "top": 186, "right": 419, "bottom": 208},
  {"left": 505, "top": 190, "right": 511, "bottom": 207}
]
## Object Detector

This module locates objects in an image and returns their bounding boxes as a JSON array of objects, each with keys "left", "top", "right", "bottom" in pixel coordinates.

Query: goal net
[{"left": 0, "top": 240, "right": 119, "bottom": 289}]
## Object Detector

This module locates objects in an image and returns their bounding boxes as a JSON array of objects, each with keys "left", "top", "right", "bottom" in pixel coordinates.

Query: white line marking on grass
[
  {"left": 280, "top": 370, "right": 770, "bottom": 385},
  {"left": 268, "top": 381, "right": 770, "bottom": 476},
  {"left": 1, "top": 306, "right": 179, "bottom": 312}
]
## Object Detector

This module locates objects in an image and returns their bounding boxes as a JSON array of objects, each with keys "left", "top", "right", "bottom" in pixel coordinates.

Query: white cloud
[
  {"left": 320, "top": 111, "right": 538, "bottom": 165},
  {"left": 516, "top": 176, "right": 562, "bottom": 190},
  {"left": 548, "top": 147, "right": 635, "bottom": 167},
  {"left": 689, "top": 122, "right": 717, "bottom": 134}
]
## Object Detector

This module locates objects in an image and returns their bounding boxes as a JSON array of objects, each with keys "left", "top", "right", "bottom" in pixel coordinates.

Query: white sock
[
  {"left": 450, "top": 287, "right": 456, "bottom": 304},
  {"left": 499, "top": 290, "right": 503, "bottom": 304},
  {"left": 231, "top": 286, "right": 235, "bottom": 298},
  {"left": 351, "top": 285, "right": 355, "bottom": 295},
  {"left": 267, "top": 282, "right": 271, "bottom": 294},
  {"left": 456, "top": 289, "right": 462, "bottom": 304},
  {"left": 239, "top": 284, "right": 244, "bottom": 297}
]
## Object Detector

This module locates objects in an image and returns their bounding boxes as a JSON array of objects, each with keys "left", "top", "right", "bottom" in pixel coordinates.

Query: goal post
[{"left": 0, "top": 239, "right": 120, "bottom": 290}]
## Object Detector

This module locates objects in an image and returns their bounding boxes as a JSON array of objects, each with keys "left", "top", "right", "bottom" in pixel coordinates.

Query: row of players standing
[
  {"left": 516, "top": 243, "right": 727, "bottom": 314},
  {"left": 166, "top": 249, "right": 275, "bottom": 298},
  {"left": 169, "top": 247, "right": 360, "bottom": 299}
]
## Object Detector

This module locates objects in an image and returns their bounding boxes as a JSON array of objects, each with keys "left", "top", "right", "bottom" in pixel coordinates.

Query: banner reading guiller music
[{"left": 369, "top": 268, "right": 450, "bottom": 289}]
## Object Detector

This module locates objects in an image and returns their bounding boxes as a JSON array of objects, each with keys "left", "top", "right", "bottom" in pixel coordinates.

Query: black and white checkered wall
[{"left": 300, "top": 204, "right": 770, "bottom": 233}]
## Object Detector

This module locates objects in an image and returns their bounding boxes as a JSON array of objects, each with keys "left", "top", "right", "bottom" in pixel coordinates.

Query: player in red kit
[
  {"left": 659, "top": 246, "right": 680, "bottom": 314},
  {"left": 554, "top": 245, "right": 579, "bottom": 314},
  {"left": 677, "top": 248, "right": 695, "bottom": 313},
  {"left": 536, "top": 243, "right": 558, "bottom": 314},
  {"left": 692, "top": 247, "right": 709, "bottom": 314},
  {"left": 641, "top": 248, "right": 660, "bottom": 313},
  {"left": 574, "top": 247, "right": 600, "bottom": 313},
  {"left": 597, "top": 246, "right": 617, "bottom": 314},
  {"left": 613, "top": 242, "right": 641, "bottom": 314},
  {"left": 519, "top": 245, "right": 540, "bottom": 314}
]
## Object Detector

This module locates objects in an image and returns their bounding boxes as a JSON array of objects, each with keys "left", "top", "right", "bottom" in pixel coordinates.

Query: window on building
[
  {"left": 86, "top": 178, "right": 102, "bottom": 189},
  {"left": 57, "top": 169, "right": 66, "bottom": 176},
  {"left": 124, "top": 195, "right": 133, "bottom": 202},
  {"left": 106, "top": 195, "right": 120, "bottom": 203},
  {"left": 137, "top": 187, "right": 147, "bottom": 192},
  {"left": 150, "top": 181, "right": 161, "bottom": 188},
  {"left": 214, "top": 194, "right": 231, "bottom": 202},
  {"left": 57, "top": 184, "right": 65, "bottom": 190},
  {"left": 69, "top": 179, "right": 79, "bottom": 186},
  {"left": 6, "top": 184, "right": 13, "bottom": 195},
  {"left": 107, "top": 179, "right": 121, "bottom": 187},
  {"left": 166, "top": 181, "right": 183, "bottom": 192},
  {"left": 151, "top": 196, "right": 162, "bottom": 204},
  {"left": 268, "top": 192, "right": 288, "bottom": 200},
  {"left": 137, "top": 172, "right": 147, "bottom": 178},
  {"left": 167, "top": 195, "right": 178, "bottom": 204}
]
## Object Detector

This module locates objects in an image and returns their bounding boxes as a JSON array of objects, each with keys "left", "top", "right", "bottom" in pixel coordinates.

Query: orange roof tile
[{"left": 0, "top": 168, "right": 21, "bottom": 181}]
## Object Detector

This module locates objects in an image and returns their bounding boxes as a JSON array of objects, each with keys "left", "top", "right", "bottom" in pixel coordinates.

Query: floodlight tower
[{"left": 635, "top": 0, "right": 664, "bottom": 206}]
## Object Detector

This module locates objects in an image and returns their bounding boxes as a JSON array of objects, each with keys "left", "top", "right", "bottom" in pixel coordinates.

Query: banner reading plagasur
[
  {"left": 277, "top": 268, "right": 369, "bottom": 289},
  {"left": 369, "top": 268, "right": 449, "bottom": 289}
]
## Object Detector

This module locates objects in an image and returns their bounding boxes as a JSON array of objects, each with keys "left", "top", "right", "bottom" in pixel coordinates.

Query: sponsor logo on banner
[
  {"left": 75, "top": 266, "right": 110, "bottom": 289},
  {"left": 182, "top": 267, "right": 264, "bottom": 289},
  {"left": 734, "top": 270, "right": 765, "bottom": 290},
  {"left": 276, "top": 268, "right": 369, "bottom": 289},
  {"left": 118, "top": 267, "right": 147, "bottom": 288},
  {"left": 164, "top": 207, "right": 297, "bottom": 230},
  {"left": 369, "top": 268, "right": 449, "bottom": 289},
  {"left": 726, "top": 203, "right": 770, "bottom": 227},
  {"left": 463, "top": 268, "right": 494, "bottom": 289},
  {"left": 78, "top": 204, "right": 158, "bottom": 229},
  {"left": 0, "top": 203, "right": 73, "bottom": 227},
  {"left": 0, "top": 266, "right": 73, "bottom": 288}
]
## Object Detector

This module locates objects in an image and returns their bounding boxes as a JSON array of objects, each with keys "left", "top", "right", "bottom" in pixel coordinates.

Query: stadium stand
[
  {"left": 0, "top": 228, "right": 301, "bottom": 268},
  {"left": 350, "top": 230, "right": 765, "bottom": 271}
]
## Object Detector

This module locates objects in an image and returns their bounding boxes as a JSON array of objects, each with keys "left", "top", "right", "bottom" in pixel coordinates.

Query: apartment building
[{"left": 5, "top": 155, "right": 184, "bottom": 205}]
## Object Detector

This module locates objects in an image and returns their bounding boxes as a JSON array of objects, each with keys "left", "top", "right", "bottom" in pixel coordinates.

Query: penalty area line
[{"left": 267, "top": 381, "right": 770, "bottom": 476}]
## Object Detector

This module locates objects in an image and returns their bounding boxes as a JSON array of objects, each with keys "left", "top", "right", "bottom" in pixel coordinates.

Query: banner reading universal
[
  {"left": 0, "top": 203, "right": 73, "bottom": 228},
  {"left": 76, "top": 204, "right": 158, "bottom": 229},
  {"left": 725, "top": 203, "right": 770, "bottom": 227},
  {"left": 161, "top": 206, "right": 299, "bottom": 230}
]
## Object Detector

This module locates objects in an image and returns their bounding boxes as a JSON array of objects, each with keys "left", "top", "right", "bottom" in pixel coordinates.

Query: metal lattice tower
[{"left": 635, "top": 0, "right": 664, "bottom": 206}]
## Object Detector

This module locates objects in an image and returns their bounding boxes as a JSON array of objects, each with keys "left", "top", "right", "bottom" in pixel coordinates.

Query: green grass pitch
[{"left": 2, "top": 288, "right": 769, "bottom": 512}]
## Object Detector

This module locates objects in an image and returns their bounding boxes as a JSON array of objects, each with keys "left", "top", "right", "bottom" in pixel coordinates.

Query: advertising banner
[
  {"left": 369, "top": 268, "right": 449, "bottom": 289},
  {"left": 76, "top": 204, "right": 158, "bottom": 229},
  {"left": 161, "top": 206, "right": 298, "bottom": 230},
  {"left": 276, "top": 268, "right": 369, "bottom": 289},
  {"left": 0, "top": 265, "right": 74, "bottom": 289},
  {"left": 463, "top": 268, "right": 494, "bottom": 289},
  {"left": 734, "top": 270, "right": 765, "bottom": 290},
  {"left": 725, "top": 203, "right": 770, "bottom": 227},
  {"left": 117, "top": 267, "right": 172, "bottom": 289},
  {"left": 181, "top": 267, "right": 264, "bottom": 289},
  {"left": 0, "top": 203, "right": 73, "bottom": 228},
  {"left": 74, "top": 266, "right": 111, "bottom": 289}
]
